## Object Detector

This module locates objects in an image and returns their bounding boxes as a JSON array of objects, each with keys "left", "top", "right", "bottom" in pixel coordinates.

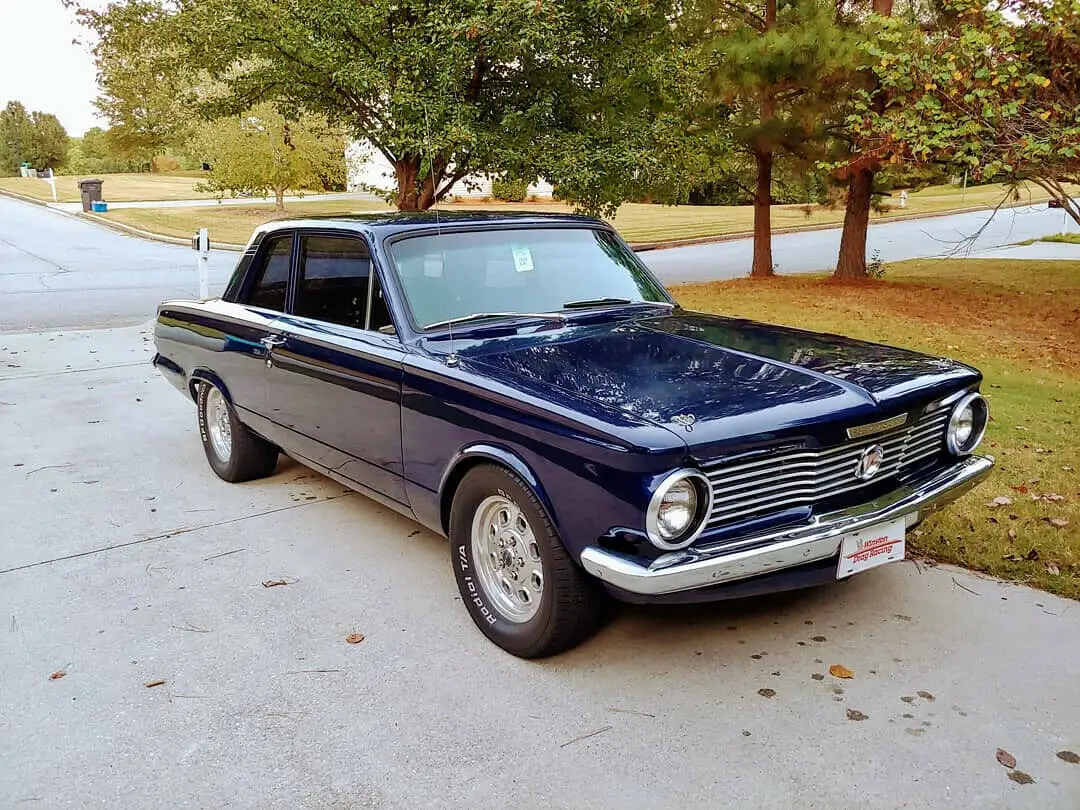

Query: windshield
[{"left": 387, "top": 227, "right": 670, "bottom": 329}]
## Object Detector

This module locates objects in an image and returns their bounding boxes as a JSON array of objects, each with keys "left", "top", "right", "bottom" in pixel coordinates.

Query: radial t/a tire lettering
[{"left": 449, "top": 464, "right": 606, "bottom": 657}]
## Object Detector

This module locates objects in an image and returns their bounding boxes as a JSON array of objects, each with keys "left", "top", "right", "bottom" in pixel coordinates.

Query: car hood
[{"left": 457, "top": 310, "right": 980, "bottom": 451}]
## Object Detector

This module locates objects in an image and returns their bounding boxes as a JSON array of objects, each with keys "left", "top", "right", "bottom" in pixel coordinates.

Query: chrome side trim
[{"left": 580, "top": 455, "right": 993, "bottom": 596}]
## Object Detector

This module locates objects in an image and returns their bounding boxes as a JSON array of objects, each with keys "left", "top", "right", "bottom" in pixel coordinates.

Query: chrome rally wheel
[
  {"left": 204, "top": 385, "right": 233, "bottom": 463},
  {"left": 471, "top": 494, "right": 544, "bottom": 623}
]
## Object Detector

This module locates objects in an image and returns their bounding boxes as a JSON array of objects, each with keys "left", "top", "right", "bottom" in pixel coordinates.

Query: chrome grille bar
[{"left": 704, "top": 406, "right": 949, "bottom": 528}]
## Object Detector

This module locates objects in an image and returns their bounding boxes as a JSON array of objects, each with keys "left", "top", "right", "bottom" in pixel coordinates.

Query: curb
[
  {"left": 0, "top": 187, "right": 52, "bottom": 207},
  {"left": 630, "top": 198, "right": 1051, "bottom": 252},
  {"left": 78, "top": 213, "right": 246, "bottom": 252},
  {"left": 1, "top": 185, "right": 1052, "bottom": 254}
]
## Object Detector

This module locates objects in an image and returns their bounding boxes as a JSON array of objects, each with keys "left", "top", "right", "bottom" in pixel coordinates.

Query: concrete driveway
[{"left": 2, "top": 327, "right": 1078, "bottom": 809}]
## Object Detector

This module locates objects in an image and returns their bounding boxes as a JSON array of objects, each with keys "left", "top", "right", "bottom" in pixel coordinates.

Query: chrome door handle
[{"left": 260, "top": 335, "right": 286, "bottom": 350}]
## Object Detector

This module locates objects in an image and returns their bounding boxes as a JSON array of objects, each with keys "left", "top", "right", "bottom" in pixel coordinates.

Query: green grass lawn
[
  {"left": 674, "top": 258, "right": 1080, "bottom": 600},
  {"left": 1042, "top": 232, "right": 1080, "bottom": 245},
  {"left": 92, "top": 180, "right": 1071, "bottom": 247},
  {"left": 0, "top": 171, "right": 223, "bottom": 203}
]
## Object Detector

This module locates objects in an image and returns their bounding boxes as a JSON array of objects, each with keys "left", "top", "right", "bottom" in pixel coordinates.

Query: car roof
[{"left": 252, "top": 210, "right": 607, "bottom": 240}]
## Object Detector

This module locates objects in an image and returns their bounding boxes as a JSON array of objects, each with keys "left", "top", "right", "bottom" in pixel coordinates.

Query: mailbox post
[{"left": 192, "top": 228, "right": 210, "bottom": 299}]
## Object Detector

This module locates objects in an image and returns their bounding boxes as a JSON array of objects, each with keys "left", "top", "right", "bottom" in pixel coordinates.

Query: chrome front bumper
[{"left": 580, "top": 455, "right": 993, "bottom": 596}]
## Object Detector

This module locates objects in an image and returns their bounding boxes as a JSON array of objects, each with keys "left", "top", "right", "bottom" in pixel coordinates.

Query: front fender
[{"left": 438, "top": 443, "right": 561, "bottom": 537}]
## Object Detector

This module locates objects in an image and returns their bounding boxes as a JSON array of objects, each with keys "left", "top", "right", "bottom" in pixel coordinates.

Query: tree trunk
[
  {"left": 394, "top": 157, "right": 421, "bottom": 210},
  {"left": 750, "top": 0, "right": 777, "bottom": 279},
  {"left": 274, "top": 186, "right": 285, "bottom": 211},
  {"left": 751, "top": 146, "right": 774, "bottom": 278},
  {"left": 834, "top": 168, "right": 873, "bottom": 280},
  {"left": 832, "top": 0, "right": 893, "bottom": 280}
]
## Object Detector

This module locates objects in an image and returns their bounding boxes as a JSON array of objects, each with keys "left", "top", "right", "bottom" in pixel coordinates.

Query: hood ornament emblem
[
  {"left": 855, "top": 444, "right": 885, "bottom": 480},
  {"left": 672, "top": 414, "right": 696, "bottom": 432}
]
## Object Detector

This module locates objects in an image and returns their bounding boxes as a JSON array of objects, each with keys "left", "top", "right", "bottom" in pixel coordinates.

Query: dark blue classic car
[{"left": 153, "top": 213, "right": 993, "bottom": 656}]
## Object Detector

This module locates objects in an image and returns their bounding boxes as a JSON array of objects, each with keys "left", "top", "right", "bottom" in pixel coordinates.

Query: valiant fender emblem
[
  {"left": 847, "top": 412, "right": 907, "bottom": 440},
  {"left": 671, "top": 414, "right": 696, "bottom": 431},
  {"left": 855, "top": 444, "right": 885, "bottom": 481}
]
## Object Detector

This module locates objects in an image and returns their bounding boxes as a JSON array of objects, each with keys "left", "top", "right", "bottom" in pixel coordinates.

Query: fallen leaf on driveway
[
  {"left": 996, "top": 748, "right": 1017, "bottom": 768},
  {"left": 262, "top": 579, "right": 290, "bottom": 588},
  {"left": 145, "top": 679, "right": 166, "bottom": 688},
  {"left": 987, "top": 496, "right": 1013, "bottom": 508},
  {"left": 1007, "top": 771, "right": 1034, "bottom": 785},
  {"left": 49, "top": 671, "right": 66, "bottom": 680},
  {"left": 345, "top": 633, "right": 365, "bottom": 644},
  {"left": 1057, "top": 751, "right": 1080, "bottom": 765},
  {"left": 829, "top": 664, "right": 854, "bottom": 679},
  {"left": 846, "top": 709, "right": 868, "bottom": 721},
  {"left": 757, "top": 688, "right": 776, "bottom": 698}
]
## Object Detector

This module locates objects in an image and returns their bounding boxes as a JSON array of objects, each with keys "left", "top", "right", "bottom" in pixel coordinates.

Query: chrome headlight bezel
[
  {"left": 645, "top": 469, "right": 713, "bottom": 551},
  {"left": 946, "top": 391, "right": 989, "bottom": 456}
]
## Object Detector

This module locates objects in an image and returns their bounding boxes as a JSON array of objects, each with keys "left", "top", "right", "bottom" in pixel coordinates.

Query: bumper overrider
[{"left": 580, "top": 455, "right": 993, "bottom": 596}]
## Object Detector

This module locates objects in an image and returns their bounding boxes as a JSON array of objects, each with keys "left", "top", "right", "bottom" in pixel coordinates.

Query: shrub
[{"left": 491, "top": 177, "right": 528, "bottom": 202}]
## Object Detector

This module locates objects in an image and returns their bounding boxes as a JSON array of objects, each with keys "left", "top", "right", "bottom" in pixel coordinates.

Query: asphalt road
[
  {"left": 643, "top": 198, "right": 1080, "bottom": 282},
  {"left": 1, "top": 193, "right": 1078, "bottom": 333},
  {"left": 2, "top": 327, "right": 1079, "bottom": 808},
  {"left": 0, "top": 196, "right": 236, "bottom": 332}
]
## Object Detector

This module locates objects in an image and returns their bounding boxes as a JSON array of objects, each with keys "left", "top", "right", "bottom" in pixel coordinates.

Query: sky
[{"left": 0, "top": 0, "right": 107, "bottom": 137}]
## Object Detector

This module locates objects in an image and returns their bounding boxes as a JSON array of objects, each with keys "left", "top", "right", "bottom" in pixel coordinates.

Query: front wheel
[
  {"left": 449, "top": 464, "right": 606, "bottom": 657},
  {"left": 196, "top": 381, "right": 279, "bottom": 482}
]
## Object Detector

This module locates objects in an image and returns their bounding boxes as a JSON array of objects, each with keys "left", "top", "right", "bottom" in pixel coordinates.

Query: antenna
[{"left": 423, "top": 104, "right": 458, "bottom": 367}]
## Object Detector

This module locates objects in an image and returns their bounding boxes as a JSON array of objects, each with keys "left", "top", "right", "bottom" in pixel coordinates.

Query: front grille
[{"left": 702, "top": 404, "right": 950, "bottom": 528}]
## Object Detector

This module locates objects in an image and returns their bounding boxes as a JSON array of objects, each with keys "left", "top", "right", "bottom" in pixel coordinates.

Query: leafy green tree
[
  {"left": 704, "top": 0, "right": 862, "bottom": 277},
  {"left": 850, "top": 0, "right": 1080, "bottom": 228},
  {"left": 193, "top": 104, "right": 345, "bottom": 209},
  {"left": 28, "top": 113, "right": 69, "bottom": 171},
  {"left": 66, "top": 126, "right": 144, "bottom": 173},
  {"left": 0, "top": 101, "right": 35, "bottom": 174},
  {"left": 0, "top": 102, "right": 70, "bottom": 173},
  {"left": 81, "top": 0, "right": 693, "bottom": 211},
  {"left": 832, "top": 0, "right": 894, "bottom": 280},
  {"left": 71, "top": 0, "right": 193, "bottom": 167}
]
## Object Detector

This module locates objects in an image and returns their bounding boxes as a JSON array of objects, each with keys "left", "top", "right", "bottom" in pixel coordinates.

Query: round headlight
[
  {"left": 946, "top": 392, "right": 988, "bottom": 455},
  {"left": 646, "top": 470, "right": 712, "bottom": 551}
]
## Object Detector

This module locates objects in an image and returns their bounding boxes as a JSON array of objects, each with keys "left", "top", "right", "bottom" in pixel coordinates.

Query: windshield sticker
[
  {"left": 511, "top": 245, "right": 534, "bottom": 273},
  {"left": 423, "top": 255, "right": 443, "bottom": 278}
]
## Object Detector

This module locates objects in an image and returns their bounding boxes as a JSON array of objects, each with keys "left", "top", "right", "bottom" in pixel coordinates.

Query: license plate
[{"left": 837, "top": 518, "right": 906, "bottom": 579}]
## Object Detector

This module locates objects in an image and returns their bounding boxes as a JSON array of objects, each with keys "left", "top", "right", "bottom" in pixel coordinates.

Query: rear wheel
[
  {"left": 196, "top": 382, "right": 278, "bottom": 482},
  {"left": 449, "top": 464, "right": 606, "bottom": 657}
]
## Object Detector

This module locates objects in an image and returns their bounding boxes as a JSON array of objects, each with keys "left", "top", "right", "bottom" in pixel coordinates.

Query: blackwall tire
[
  {"left": 196, "top": 382, "right": 278, "bottom": 483},
  {"left": 449, "top": 464, "right": 606, "bottom": 657}
]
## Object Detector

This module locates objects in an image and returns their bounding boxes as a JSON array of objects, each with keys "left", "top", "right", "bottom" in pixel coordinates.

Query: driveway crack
[{"left": 0, "top": 493, "right": 356, "bottom": 575}]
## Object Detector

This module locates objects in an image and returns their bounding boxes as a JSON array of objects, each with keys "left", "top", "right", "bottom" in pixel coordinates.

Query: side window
[
  {"left": 369, "top": 273, "right": 394, "bottom": 334},
  {"left": 294, "top": 235, "right": 372, "bottom": 330},
  {"left": 247, "top": 235, "right": 292, "bottom": 311}
]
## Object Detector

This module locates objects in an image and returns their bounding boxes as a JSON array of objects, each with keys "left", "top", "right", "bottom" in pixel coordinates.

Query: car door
[
  {"left": 263, "top": 231, "right": 408, "bottom": 506},
  {"left": 206, "top": 230, "right": 293, "bottom": 425}
]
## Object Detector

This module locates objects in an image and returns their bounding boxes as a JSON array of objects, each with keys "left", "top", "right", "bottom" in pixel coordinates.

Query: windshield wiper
[
  {"left": 424, "top": 311, "right": 567, "bottom": 330},
  {"left": 562, "top": 298, "right": 675, "bottom": 310}
]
